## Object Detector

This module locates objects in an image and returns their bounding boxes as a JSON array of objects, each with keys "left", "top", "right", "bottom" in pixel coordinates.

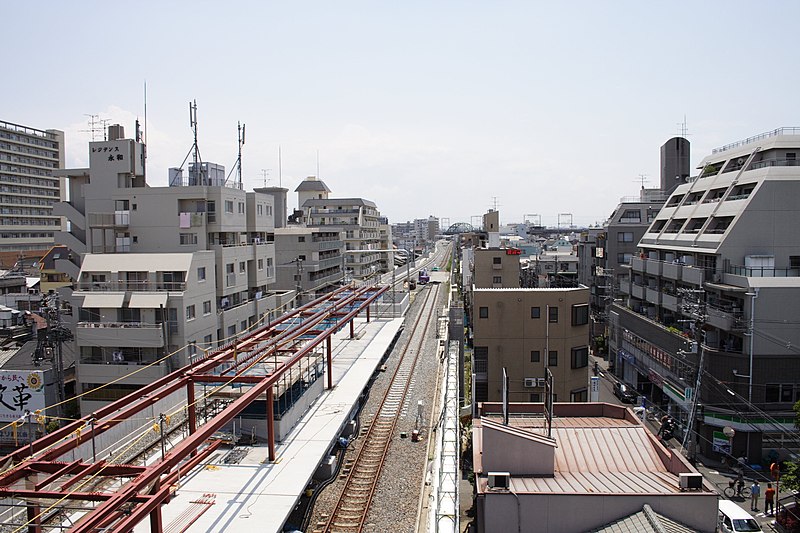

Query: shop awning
[
  {"left": 128, "top": 293, "right": 169, "bottom": 308},
  {"left": 82, "top": 293, "right": 125, "bottom": 308}
]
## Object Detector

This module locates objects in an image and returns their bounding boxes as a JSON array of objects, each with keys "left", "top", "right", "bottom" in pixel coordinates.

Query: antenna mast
[
  {"left": 635, "top": 174, "right": 649, "bottom": 189},
  {"left": 237, "top": 121, "right": 245, "bottom": 189},
  {"left": 278, "top": 146, "right": 282, "bottom": 188}
]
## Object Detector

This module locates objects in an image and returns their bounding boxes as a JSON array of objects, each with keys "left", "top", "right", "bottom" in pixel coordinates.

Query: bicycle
[{"left": 723, "top": 481, "right": 751, "bottom": 499}]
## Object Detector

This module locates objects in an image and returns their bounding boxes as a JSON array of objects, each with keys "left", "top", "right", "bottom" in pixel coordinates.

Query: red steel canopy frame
[{"left": 0, "top": 284, "right": 388, "bottom": 533}]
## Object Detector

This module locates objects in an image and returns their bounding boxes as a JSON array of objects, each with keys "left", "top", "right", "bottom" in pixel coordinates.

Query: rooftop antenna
[
  {"left": 316, "top": 149, "right": 320, "bottom": 179},
  {"left": 278, "top": 146, "right": 282, "bottom": 188},
  {"left": 177, "top": 100, "right": 205, "bottom": 183},
  {"left": 80, "top": 114, "right": 104, "bottom": 141},
  {"left": 261, "top": 169, "right": 271, "bottom": 187},
  {"left": 677, "top": 115, "right": 690, "bottom": 138},
  {"left": 99, "top": 119, "right": 111, "bottom": 140},
  {"left": 225, "top": 122, "right": 246, "bottom": 189},
  {"left": 635, "top": 173, "right": 649, "bottom": 189}
]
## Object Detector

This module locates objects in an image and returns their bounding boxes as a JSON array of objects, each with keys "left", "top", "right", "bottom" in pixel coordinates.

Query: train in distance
[{"left": 418, "top": 269, "right": 430, "bottom": 284}]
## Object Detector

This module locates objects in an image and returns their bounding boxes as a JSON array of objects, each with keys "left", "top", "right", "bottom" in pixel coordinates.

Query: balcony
[
  {"left": 618, "top": 282, "right": 631, "bottom": 296},
  {"left": 88, "top": 211, "right": 130, "bottom": 228},
  {"left": 76, "top": 322, "right": 165, "bottom": 348},
  {"left": 631, "top": 284, "right": 645, "bottom": 299},
  {"left": 662, "top": 262, "right": 682, "bottom": 280},
  {"left": 662, "top": 293, "right": 679, "bottom": 312},
  {"left": 645, "top": 287, "right": 661, "bottom": 305},
  {"left": 727, "top": 265, "right": 800, "bottom": 277},
  {"left": 644, "top": 260, "right": 661, "bottom": 276},
  {"left": 630, "top": 256, "right": 646, "bottom": 273},
  {"left": 76, "top": 280, "right": 185, "bottom": 292},
  {"left": 682, "top": 266, "right": 705, "bottom": 285}
]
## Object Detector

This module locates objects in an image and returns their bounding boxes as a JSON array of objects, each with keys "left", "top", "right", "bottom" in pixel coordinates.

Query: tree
[{"left": 779, "top": 400, "right": 800, "bottom": 493}]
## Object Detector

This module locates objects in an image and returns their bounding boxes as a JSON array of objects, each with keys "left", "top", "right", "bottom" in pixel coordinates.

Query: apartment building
[
  {"left": 273, "top": 226, "right": 343, "bottom": 303},
  {"left": 55, "top": 125, "right": 291, "bottom": 413},
  {"left": 296, "top": 176, "right": 392, "bottom": 280},
  {"left": 0, "top": 120, "right": 65, "bottom": 253},
  {"left": 611, "top": 127, "right": 800, "bottom": 460},
  {"left": 473, "top": 248, "right": 520, "bottom": 288},
  {"left": 472, "top": 286, "right": 590, "bottom": 404}
]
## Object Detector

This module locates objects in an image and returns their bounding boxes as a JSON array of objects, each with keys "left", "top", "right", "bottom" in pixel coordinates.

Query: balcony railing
[
  {"left": 77, "top": 321, "right": 162, "bottom": 330},
  {"left": 713, "top": 127, "right": 800, "bottom": 154},
  {"left": 76, "top": 280, "right": 186, "bottom": 292},
  {"left": 727, "top": 265, "right": 800, "bottom": 277}
]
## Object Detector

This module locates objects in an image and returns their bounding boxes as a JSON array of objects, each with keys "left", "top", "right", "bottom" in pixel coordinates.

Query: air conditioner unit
[
  {"left": 678, "top": 473, "right": 703, "bottom": 490},
  {"left": 488, "top": 472, "right": 510, "bottom": 490},
  {"left": 524, "top": 378, "right": 537, "bottom": 388},
  {"left": 538, "top": 377, "right": 546, "bottom": 388}
]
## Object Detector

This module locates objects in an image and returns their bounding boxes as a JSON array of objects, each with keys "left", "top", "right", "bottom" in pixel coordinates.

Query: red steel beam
[{"left": 72, "top": 286, "right": 389, "bottom": 533}]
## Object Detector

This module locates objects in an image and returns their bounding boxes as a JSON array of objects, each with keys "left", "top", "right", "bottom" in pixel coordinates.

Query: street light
[{"left": 723, "top": 426, "right": 735, "bottom": 459}]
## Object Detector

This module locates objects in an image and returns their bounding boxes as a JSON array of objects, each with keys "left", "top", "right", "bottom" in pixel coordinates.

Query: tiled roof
[{"left": 588, "top": 504, "right": 697, "bottom": 533}]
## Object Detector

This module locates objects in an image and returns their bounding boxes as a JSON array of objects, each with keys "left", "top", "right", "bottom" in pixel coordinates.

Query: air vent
[{"left": 678, "top": 473, "right": 703, "bottom": 490}]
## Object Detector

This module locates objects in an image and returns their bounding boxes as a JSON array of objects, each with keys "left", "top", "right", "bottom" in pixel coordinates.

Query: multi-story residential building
[
  {"left": 0, "top": 120, "right": 65, "bottom": 253},
  {"left": 55, "top": 124, "right": 291, "bottom": 413},
  {"left": 296, "top": 176, "right": 392, "bottom": 280},
  {"left": 611, "top": 127, "right": 800, "bottom": 461},
  {"left": 273, "top": 226, "right": 343, "bottom": 303},
  {"left": 472, "top": 285, "right": 590, "bottom": 404},
  {"left": 473, "top": 248, "right": 520, "bottom": 289}
]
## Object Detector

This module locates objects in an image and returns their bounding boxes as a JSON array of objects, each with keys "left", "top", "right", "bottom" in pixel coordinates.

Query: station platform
[{"left": 135, "top": 315, "right": 405, "bottom": 533}]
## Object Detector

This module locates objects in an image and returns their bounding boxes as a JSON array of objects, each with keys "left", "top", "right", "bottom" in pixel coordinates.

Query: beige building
[
  {"left": 55, "top": 124, "right": 292, "bottom": 412},
  {"left": 472, "top": 286, "right": 590, "bottom": 403},
  {"left": 0, "top": 120, "right": 65, "bottom": 252},
  {"left": 272, "top": 226, "right": 343, "bottom": 303},
  {"left": 473, "top": 402, "right": 717, "bottom": 533},
  {"left": 473, "top": 248, "right": 520, "bottom": 288}
]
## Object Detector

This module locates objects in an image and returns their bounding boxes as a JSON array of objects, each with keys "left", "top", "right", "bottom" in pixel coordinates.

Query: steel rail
[{"left": 321, "top": 284, "right": 440, "bottom": 532}]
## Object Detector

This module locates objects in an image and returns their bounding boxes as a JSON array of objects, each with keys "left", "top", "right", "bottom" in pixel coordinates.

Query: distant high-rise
[
  {"left": 660, "top": 136, "right": 690, "bottom": 195},
  {"left": 0, "top": 120, "right": 65, "bottom": 252}
]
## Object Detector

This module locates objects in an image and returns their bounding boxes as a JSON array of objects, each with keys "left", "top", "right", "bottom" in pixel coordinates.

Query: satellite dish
[{"left": 737, "top": 158, "right": 745, "bottom": 165}]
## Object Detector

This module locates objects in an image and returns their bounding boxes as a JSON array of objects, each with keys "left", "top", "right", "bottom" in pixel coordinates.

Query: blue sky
[{"left": 5, "top": 1, "right": 800, "bottom": 227}]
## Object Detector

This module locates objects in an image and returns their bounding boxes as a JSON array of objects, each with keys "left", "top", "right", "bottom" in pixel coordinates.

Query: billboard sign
[{"left": 0, "top": 370, "right": 46, "bottom": 422}]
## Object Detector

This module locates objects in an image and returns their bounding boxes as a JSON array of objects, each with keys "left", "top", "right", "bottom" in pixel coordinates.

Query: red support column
[
  {"left": 26, "top": 501, "right": 41, "bottom": 533},
  {"left": 366, "top": 304, "right": 371, "bottom": 322},
  {"left": 350, "top": 319, "right": 355, "bottom": 339},
  {"left": 187, "top": 379, "right": 197, "bottom": 457},
  {"left": 150, "top": 479, "right": 163, "bottom": 532},
  {"left": 326, "top": 336, "right": 333, "bottom": 390},
  {"left": 267, "top": 387, "right": 275, "bottom": 462}
]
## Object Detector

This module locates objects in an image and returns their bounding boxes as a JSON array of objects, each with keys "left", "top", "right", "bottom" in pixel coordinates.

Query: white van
[{"left": 718, "top": 499, "right": 763, "bottom": 532}]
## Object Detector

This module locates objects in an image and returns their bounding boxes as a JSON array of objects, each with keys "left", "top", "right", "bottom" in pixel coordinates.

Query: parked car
[{"left": 613, "top": 382, "right": 638, "bottom": 403}]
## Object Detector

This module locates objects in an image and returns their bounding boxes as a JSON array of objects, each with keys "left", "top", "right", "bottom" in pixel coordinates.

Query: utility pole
[
  {"left": 680, "top": 288, "right": 706, "bottom": 464},
  {"left": 34, "top": 291, "right": 71, "bottom": 422},
  {"left": 295, "top": 258, "right": 304, "bottom": 304}
]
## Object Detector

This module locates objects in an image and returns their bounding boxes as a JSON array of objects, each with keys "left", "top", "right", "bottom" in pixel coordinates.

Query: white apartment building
[
  {"left": 273, "top": 226, "right": 344, "bottom": 303},
  {"left": 295, "top": 176, "right": 393, "bottom": 280},
  {"left": 55, "top": 125, "right": 292, "bottom": 413},
  {"left": 0, "top": 120, "right": 65, "bottom": 252}
]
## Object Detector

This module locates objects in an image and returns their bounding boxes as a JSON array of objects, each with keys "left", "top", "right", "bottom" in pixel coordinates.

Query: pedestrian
[
  {"left": 750, "top": 480, "right": 760, "bottom": 511},
  {"left": 765, "top": 483, "right": 775, "bottom": 516},
  {"left": 735, "top": 472, "right": 745, "bottom": 497}
]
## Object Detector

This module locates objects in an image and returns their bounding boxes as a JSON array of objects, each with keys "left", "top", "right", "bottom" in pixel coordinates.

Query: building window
[
  {"left": 548, "top": 306, "right": 558, "bottom": 323},
  {"left": 299, "top": 236, "right": 306, "bottom": 242},
  {"left": 227, "top": 325, "right": 236, "bottom": 336},
  {"left": 197, "top": 267, "right": 206, "bottom": 281},
  {"left": 257, "top": 204, "right": 263, "bottom": 216},
  {"left": 203, "top": 300, "right": 212, "bottom": 315},
  {"left": 239, "top": 261, "right": 246, "bottom": 273},
  {"left": 529, "top": 393, "right": 541, "bottom": 402},
  {"left": 493, "top": 257, "right": 501, "bottom": 265},
  {"left": 492, "top": 276, "right": 502, "bottom": 284},
  {"left": 186, "top": 305, "right": 196, "bottom": 321},
  {"left": 765, "top": 384, "right": 795, "bottom": 403},
  {"left": 530, "top": 350, "right": 540, "bottom": 363},
  {"left": 531, "top": 307, "right": 540, "bottom": 319},
  {"left": 238, "top": 202, "right": 245, "bottom": 214},
  {"left": 188, "top": 342, "right": 197, "bottom": 356},
  {"left": 617, "top": 253, "right": 633, "bottom": 264},
  {"left": 571, "top": 346, "right": 588, "bottom": 368},
  {"left": 226, "top": 263, "right": 234, "bottom": 274},
  {"left": 572, "top": 304, "right": 589, "bottom": 326},
  {"left": 258, "top": 258, "right": 264, "bottom": 271},
  {"left": 179, "top": 233, "right": 197, "bottom": 245},
  {"left": 204, "top": 334, "right": 213, "bottom": 346},
  {"left": 620, "top": 210, "right": 641, "bottom": 224},
  {"left": 548, "top": 350, "right": 558, "bottom": 366},
  {"left": 617, "top": 232, "right": 634, "bottom": 243},
  {"left": 225, "top": 200, "right": 234, "bottom": 214},
  {"left": 571, "top": 388, "right": 588, "bottom": 402},
  {"left": 474, "top": 346, "right": 488, "bottom": 373},
  {"left": 479, "top": 306, "right": 489, "bottom": 319}
]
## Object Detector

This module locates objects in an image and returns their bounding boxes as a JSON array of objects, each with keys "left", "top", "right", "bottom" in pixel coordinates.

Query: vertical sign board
[
  {"left": 0, "top": 370, "right": 45, "bottom": 422},
  {"left": 502, "top": 367, "right": 508, "bottom": 425},
  {"left": 590, "top": 376, "right": 600, "bottom": 402}
]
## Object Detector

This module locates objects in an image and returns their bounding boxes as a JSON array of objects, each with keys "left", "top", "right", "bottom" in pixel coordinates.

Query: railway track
[{"left": 317, "top": 283, "right": 441, "bottom": 533}]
